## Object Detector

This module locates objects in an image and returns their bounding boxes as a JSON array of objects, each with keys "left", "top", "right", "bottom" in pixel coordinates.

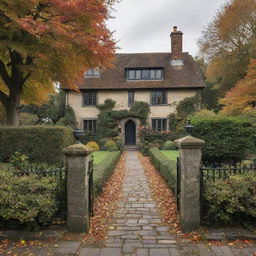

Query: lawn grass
[
  {"left": 92, "top": 151, "right": 114, "bottom": 165},
  {"left": 160, "top": 150, "right": 179, "bottom": 162}
]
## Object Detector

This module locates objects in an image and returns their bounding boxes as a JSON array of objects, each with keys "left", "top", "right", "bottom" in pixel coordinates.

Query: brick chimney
[{"left": 170, "top": 26, "right": 183, "bottom": 61}]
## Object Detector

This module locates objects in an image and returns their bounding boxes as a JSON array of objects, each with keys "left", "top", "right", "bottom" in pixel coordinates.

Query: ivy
[
  {"left": 169, "top": 95, "right": 200, "bottom": 132},
  {"left": 95, "top": 99, "right": 150, "bottom": 141}
]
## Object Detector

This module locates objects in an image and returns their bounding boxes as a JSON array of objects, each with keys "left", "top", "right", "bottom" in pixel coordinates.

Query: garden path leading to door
[
  {"left": 1, "top": 151, "right": 256, "bottom": 256},
  {"left": 78, "top": 152, "right": 256, "bottom": 256}
]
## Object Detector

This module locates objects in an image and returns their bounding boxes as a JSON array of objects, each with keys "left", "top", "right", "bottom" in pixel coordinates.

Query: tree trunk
[{"left": 5, "top": 91, "right": 20, "bottom": 126}]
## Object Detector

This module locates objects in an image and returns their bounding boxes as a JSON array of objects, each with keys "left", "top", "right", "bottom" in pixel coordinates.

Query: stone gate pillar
[
  {"left": 175, "top": 135, "right": 205, "bottom": 232},
  {"left": 63, "top": 144, "right": 92, "bottom": 233}
]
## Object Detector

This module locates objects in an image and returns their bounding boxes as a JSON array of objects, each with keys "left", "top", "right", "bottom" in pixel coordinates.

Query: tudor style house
[{"left": 62, "top": 26, "right": 204, "bottom": 146}]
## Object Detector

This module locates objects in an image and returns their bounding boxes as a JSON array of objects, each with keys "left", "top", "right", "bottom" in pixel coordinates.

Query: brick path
[{"left": 2, "top": 151, "right": 256, "bottom": 256}]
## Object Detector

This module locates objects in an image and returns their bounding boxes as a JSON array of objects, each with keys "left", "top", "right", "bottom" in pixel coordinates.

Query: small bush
[
  {"left": 0, "top": 126, "right": 74, "bottom": 165},
  {"left": 152, "top": 139, "right": 164, "bottom": 146},
  {"left": 93, "top": 152, "right": 120, "bottom": 197},
  {"left": 148, "top": 142, "right": 161, "bottom": 148},
  {"left": 203, "top": 175, "right": 256, "bottom": 226},
  {"left": 161, "top": 140, "right": 177, "bottom": 150},
  {"left": 104, "top": 139, "right": 118, "bottom": 151},
  {"left": 86, "top": 141, "right": 100, "bottom": 151},
  {"left": 0, "top": 170, "right": 58, "bottom": 228},
  {"left": 149, "top": 147, "right": 177, "bottom": 193}
]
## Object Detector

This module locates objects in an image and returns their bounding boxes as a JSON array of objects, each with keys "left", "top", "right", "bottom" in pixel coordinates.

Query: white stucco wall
[{"left": 66, "top": 89, "right": 198, "bottom": 129}]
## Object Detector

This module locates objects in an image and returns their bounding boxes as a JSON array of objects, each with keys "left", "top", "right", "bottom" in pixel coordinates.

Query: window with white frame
[{"left": 152, "top": 118, "right": 167, "bottom": 132}]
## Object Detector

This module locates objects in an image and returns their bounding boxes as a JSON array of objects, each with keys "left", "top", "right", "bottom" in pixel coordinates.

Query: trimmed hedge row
[
  {"left": 191, "top": 115, "right": 256, "bottom": 164},
  {"left": 93, "top": 151, "right": 121, "bottom": 197},
  {"left": 0, "top": 126, "right": 74, "bottom": 165},
  {"left": 149, "top": 147, "right": 177, "bottom": 194}
]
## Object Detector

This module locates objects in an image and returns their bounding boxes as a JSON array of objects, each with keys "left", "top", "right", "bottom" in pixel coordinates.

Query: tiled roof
[{"left": 63, "top": 52, "right": 205, "bottom": 90}]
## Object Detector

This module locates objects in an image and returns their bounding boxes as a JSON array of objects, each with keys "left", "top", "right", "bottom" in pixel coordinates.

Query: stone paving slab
[{"left": 1, "top": 152, "right": 256, "bottom": 256}]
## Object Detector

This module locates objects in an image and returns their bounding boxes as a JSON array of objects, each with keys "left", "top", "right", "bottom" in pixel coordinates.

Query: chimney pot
[{"left": 173, "top": 26, "right": 177, "bottom": 32}]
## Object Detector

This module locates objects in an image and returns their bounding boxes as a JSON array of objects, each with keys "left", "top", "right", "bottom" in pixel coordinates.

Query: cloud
[{"left": 107, "top": 0, "right": 227, "bottom": 56}]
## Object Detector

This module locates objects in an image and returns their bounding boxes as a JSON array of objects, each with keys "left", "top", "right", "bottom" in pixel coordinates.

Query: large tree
[
  {"left": 220, "top": 59, "right": 256, "bottom": 114},
  {"left": 0, "top": 0, "right": 116, "bottom": 126},
  {"left": 198, "top": 0, "right": 256, "bottom": 97}
]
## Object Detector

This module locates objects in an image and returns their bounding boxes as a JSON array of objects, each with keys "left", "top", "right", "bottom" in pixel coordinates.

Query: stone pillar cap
[
  {"left": 63, "top": 143, "right": 93, "bottom": 156},
  {"left": 175, "top": 135, "right": 205, "bottom": 149}
]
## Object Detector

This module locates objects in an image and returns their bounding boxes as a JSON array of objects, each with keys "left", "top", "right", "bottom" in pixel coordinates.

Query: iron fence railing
[{"left": 200, "top": 160, "right": 256, "bottom": 182}]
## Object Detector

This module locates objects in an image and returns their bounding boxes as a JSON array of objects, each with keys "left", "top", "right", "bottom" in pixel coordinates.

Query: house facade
[{"left": 63, "top": 26, "right": 204, "bottom": 146}]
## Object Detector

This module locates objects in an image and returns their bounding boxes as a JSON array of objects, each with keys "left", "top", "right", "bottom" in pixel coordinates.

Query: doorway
[{"left": 125, "top": 120, "right": 136, "bottom": 145}]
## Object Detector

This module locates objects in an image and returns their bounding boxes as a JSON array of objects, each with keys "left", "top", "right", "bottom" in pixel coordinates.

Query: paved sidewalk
[{"left": 2, "top": 151, "right": 256, "bottom": 256}]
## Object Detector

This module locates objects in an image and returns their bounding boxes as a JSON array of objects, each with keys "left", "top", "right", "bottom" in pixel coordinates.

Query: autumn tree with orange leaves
[
  {"left": 198, "top": 0, "right": 256, "bottom": 110},
  {"left": 220, "top": 59, "right": 256, "bottom": 114},
  {"left": 0, "top": 0, "right": 116, "bottom": 126}
]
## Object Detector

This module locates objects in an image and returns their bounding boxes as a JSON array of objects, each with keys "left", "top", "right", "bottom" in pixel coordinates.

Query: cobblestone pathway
[
  {"left": 2, "top": 151, "right": 256, "bottom": 256},
  {"left": 79, "top": 152, "right": 256, "bottom": 256}
]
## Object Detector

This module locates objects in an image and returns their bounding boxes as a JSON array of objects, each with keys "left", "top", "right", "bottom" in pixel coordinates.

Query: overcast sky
[{"left": 107, "top": 0, "right": 228, "bottom": 57}]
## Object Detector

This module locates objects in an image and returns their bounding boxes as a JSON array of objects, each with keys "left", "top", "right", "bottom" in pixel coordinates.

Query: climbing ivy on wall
[
  {"left": 169, "top": 95, "right": 200, "bottom": 132},
  {"left": 95, "top": 99, "right": 150, "bottom": 141}
]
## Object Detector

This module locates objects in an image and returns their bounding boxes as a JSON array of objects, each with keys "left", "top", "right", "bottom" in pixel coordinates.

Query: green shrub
[
  {"left": 203, "top": 175, "right": 256, "bottom": 226},
  {"left": 0, "top": 170, "right": 58, "bottom": 228},
  {"left": 142, "top": 145, "right": 150, "bottom": 156},
  {"left": 149, "top": 147, "right": 177, "bottom": 193},
  {"left": 9, "top": 152, "right": 29, "bottom": 170},
  {"left": 86, "top": 141, "right": 100, "bottom": 151},
  {"left": 191, "top": 115, "right": 255, "bottom": 164},
  {"left": 161, "top": 140, "right": 177, "bottom": 150},
  {"left": 114, "top": 138, "right": 124, "bottom": 151},
  {"left": 152, "top": 139, "right": 164, "bottom": 146},
  {"left": 93, "top": 151, "right": 120, "bottom": 197},
  {"left": 104, "top": 139, "right": 118, "bottom": 151},
  {"left": 56, "top": 106, "right": 78, "bottom": 129},
  {"left": 0, "top": 126, "right": 74, "bottom": 165}
]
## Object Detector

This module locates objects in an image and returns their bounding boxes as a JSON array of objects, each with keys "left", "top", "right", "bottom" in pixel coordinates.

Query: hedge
[
  {"left": 149, "top": 147, "right": 177, "bottom": 194},
  {"left": 93, "top": 151, "right": 120, "bottom": 197},
  {"left": 203, "top": 174, "right": 256, "bottom": 226},
  {"left": 191, "top": 115, "right": 256, "bottom": 164},
  {"left": 0, "top": 126, "right": 74, "bottom": 165}
]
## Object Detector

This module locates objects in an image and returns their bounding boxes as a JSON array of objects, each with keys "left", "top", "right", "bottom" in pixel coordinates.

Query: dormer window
[
  {"left": 126, "top": 68, "right": 163, "bottom": 81},
  {"left": 85, "top": 68, "right": 100, "bottom": 78}
]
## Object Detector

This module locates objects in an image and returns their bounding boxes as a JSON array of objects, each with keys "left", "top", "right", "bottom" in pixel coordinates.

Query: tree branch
[
  {"left": 0, "top": 59, "right": 12, "bottom": 88},
  {"left": 0, "top": 89, "right": 9, "bottom": 107}
]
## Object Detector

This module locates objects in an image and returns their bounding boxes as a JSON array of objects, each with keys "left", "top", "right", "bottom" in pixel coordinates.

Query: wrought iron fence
[
  {"left": 200, "top": 160, "right": 256, "bottom": 219},
  {"left": 176, "top": 157, "right": 181, "bottom": 211},
  {"left": 200, "top": 160, "right": 256, "bottom": 182},
  {"left": 17, "top": 164, "right": 67, "bottom": 224}
]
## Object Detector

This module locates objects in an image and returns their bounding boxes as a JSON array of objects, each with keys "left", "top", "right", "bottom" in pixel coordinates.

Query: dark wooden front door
[{"left": 125, "top": 120, "right": 136, "bottom": 145}]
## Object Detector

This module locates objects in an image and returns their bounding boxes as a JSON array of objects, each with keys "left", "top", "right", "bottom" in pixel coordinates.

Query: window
[
  {"left": 85, "top": 68, "right": 100, "bottom": 78},
  {"left": 83, "top": 119, "right": 97, "bottom": 134},
  {"left": 83, "top": 91, "right": 97, "bottom": 106},
  {"left": 126, "top": 68, "right": 163, "bottom": 80},
  {"left": 152, "top": 119, "right": 167, "bottom": 132},
  {"left": 151, "top": 90, "right": 167, "bottom": 105},
  {"left": 128, "top": 91, "right": 134, "bottom": 107}
]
